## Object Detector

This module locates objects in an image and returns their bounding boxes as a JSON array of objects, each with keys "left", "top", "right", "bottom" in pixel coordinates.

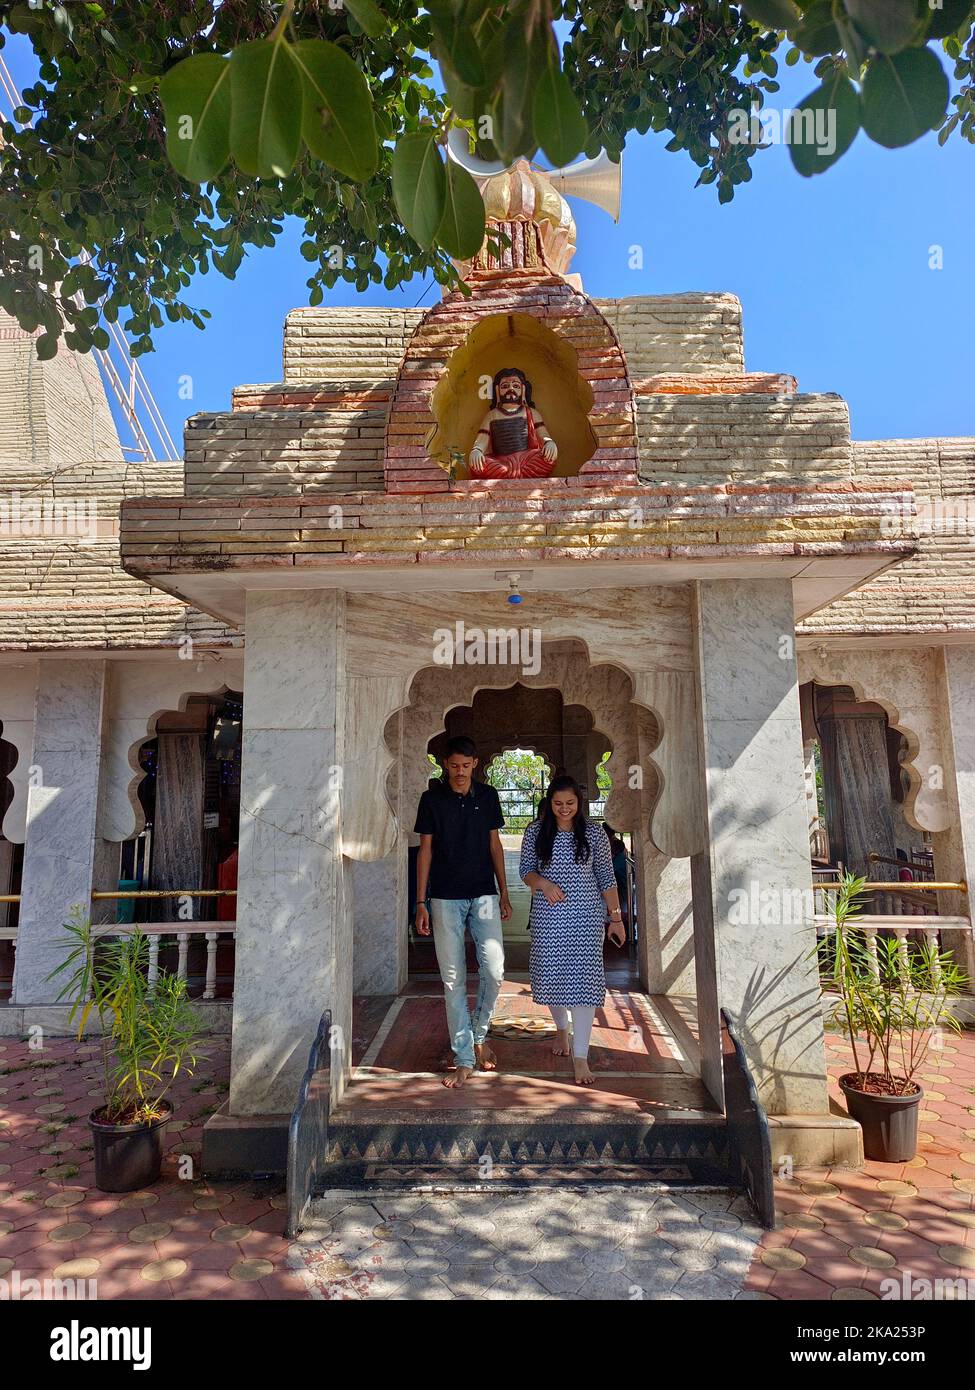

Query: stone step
[{"left": 319, "top": 1109, "right": 732, "bottom": 1189}]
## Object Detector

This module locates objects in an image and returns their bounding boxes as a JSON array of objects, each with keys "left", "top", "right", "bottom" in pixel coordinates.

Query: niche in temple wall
[{"left": 427, "top": 311, "right": 597, "bottom": 481}]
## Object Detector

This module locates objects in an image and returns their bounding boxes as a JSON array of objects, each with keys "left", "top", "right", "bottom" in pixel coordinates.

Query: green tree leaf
[
  {"left": 533, "top": 65, "right": 587, "bottom": 167},
  {"left": 159, "top": 54, "right": 232, "bottom": 183},
  {"left": 789, "top": 72, "right": 861, "bottom": 174},
  {"left": 437, "top": 159, "right": 486, "bottom": 258},
  {"left": 924, "top": 0, "right": 975, "bottom": 40},
  {"left": 488, "top": 14, "right": 536, "bottom": 161},
  {"left": 845, "top": 0, "right": 922, "bottom": 54},
  {"left": 392, "top": 129, "right": 447, "bottom": 250},
  {"left": 429, "top": 3, "right": 486, "bottom": 88},
  {"left": 792, "top": 0, "right": 841, "bottom": 55},
  {"left": 229, "top": 39, "right": 302, "bottom": 179},
  {"left": 290, "top": 39, "right": 378, "bottom": 180},
  {"left": 742, "top": 0, "right": 800, "bottom": 27},
  {"left": 342, "top": 0, "right": 386, "bottom": 40},
  {"left": 861, "top": 46, "right": 949, "bottom": 147}
]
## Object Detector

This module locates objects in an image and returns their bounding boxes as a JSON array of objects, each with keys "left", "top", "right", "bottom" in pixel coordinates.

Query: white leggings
[{"left": 549, "top": 1005, "right": 596, "bottom": 1058}]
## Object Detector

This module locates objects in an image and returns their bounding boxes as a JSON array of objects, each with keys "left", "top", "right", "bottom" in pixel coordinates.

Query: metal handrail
[
  {"left": 0, "top": 889, "right": 237, "bottom": 904},
  {"left": 91, "top": 889, "right": 236, "bottom": 900},
  {"left": 868, "top": 851, "right": 911, "bottom": 869},
  {"left": 812, "top": 881, "right": 966, "bottom": 893}
]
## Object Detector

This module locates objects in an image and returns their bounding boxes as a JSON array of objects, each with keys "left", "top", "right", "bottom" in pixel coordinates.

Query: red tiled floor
[
  {"left": 0, "top": 1034, "right": 308, "bottom": 1301},
  {"left": 343, "top": 981, "right": 712, "bottom": 1115},
  {"left": 752, "top": 1027, "right": 975, "bottom": 1300},
  {"left": 5, "top": 1010, "right": 975, "bottom": 1302}
]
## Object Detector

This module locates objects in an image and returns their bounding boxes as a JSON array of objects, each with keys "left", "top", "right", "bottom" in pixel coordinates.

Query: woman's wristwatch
[{"left": 609, "top": 909, "right": 623, "bottom": 919}]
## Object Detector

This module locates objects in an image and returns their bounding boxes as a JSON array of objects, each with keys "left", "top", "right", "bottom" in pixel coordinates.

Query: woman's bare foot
[
  {"left": 474, "top": 1042, "right": 497, "bottom": 1072},
  {"left": 443, "top": 1065, "right": 472, "bottom": 1089},
  {"left": 572, "top": 1057, "right": 594, "bottom": 1086},
  {"left": 552, "top": 1028, "right": 571, "bottom": 1057}
]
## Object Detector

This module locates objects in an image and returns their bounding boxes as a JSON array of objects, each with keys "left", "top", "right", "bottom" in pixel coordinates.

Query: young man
[{"left": 414, "top": 737, "right": 512, "bottom": 1088}]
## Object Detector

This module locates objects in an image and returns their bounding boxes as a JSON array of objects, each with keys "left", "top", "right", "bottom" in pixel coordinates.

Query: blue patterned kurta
[{"left": 519, "top": 820, "right": 616, "bottom": 1007}]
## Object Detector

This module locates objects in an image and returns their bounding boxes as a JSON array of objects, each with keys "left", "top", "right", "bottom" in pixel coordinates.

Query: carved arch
[
  {"left": 797, "top": 649, "right": 949, "bottom": 833},
  {"left": 342, "top": 617, "right": 705, "bottom": 863},
  {"left": 392, "top": 659, "right": 639, "bottom": 841},
  {"left": 100, "top": 658, "right": 244, "bottom": 842}
]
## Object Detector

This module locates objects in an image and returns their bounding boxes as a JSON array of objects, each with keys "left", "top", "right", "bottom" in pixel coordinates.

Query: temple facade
[{"left": 2, "top": 164, "right": 973, "bottom": 1183}]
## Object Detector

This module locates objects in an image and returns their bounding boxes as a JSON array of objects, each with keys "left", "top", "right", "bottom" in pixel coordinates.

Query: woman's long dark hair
[{"left": 534, "top": 775, "right": 590, "bottom": 868}]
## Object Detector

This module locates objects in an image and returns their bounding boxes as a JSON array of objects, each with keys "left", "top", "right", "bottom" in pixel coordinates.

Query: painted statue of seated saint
[{"left": 468, "top": 367, "right": 558, "bottom": 479}]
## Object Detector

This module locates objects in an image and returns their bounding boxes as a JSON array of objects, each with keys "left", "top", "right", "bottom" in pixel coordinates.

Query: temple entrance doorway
[
  {"left": 338, "top": 644, "right": 720, "bottom": 1184},
  {"left": 404, "top": 682, "right": 633, "bottom": 979},
  {"left": 124, "top": 690, "right": 243, "bottom": 999}
]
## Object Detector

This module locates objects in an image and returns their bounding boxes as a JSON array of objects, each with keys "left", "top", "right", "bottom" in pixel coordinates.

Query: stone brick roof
[
  {"left": 802, "top": 438, "right": 975, "bottom": 636},
  {"left": 8, "top": 291, "right": 971, "bottom": 647},
  {"left": 280, "top": 293, "right": 744, "bottom": 388},
  {"left": 0, "top": 459, "right": 241, "bottom": 652},
  {"left": 119, "top": 479, "right": 914, "bottom": 578}
]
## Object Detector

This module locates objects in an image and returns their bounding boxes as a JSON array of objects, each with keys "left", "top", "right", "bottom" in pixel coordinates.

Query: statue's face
[{"left": 497, "top": 374, "right": 525, "bottom": 407}]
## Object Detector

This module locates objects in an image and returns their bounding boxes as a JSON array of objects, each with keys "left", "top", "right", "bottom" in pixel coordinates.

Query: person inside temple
[{"left": 468, "top": 366, "right": 559, "bottom": 479}]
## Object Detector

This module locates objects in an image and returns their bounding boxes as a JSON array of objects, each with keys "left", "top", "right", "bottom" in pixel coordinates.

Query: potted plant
[
  {"left": 48, "top": 909, "right": 206, "bottom": 1192},
  {"left": 821, "top": 873, "right": 968, "bottom": 1162}
]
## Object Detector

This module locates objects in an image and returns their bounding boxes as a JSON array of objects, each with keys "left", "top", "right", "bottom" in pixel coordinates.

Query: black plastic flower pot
[
  {"left": 839, "top": 1075, "right": 923, "bottom": 1163},
  {"left": 89, "top": 1101, "right": 173, "bottom": 1193}
]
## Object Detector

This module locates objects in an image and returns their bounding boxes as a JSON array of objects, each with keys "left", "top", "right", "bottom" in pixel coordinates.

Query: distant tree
[
  {"left": 595, "top": 749, "right": 612, "bottom": 796},
  {"left": 2, "top": 0, "right": 971, "bottom": 358},
  {"left": 485, "top": 748, "right": 549, "bottom": 829}
]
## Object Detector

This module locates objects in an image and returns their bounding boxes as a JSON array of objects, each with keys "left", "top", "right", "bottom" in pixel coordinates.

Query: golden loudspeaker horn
[
  {"left": 546, "top": 150, "right": 622, "bottom": 224},
  {"left": 446, "top": 127, "right": 622, "bottom": 223}
]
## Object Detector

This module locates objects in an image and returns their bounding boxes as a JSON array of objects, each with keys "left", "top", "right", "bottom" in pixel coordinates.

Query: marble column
[
  {"left": 640, "top": 846, "right": 695, "bottom": 996},
  {"left": 936, "top": 645, "right": 975, "bottom": 981},
  {"left": 352, "top": 848, "right": 408, "bottom": 995},
  {"left": 13, "top": 659, "right": 109, "bottom": 1004},
  {"left": 229, "top": 589, "right": 350, "bottom": 1116},
  {"left": 692, "top": 579, "right": 828, "bottom": 1115},
  {"left": 635, "top": 704, "right": 695, "bottom": 997}
]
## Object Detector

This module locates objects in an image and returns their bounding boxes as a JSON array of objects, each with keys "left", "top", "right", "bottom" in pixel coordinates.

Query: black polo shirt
[{"left": 414, "top": 778, "right": 505, "bottom": 900}]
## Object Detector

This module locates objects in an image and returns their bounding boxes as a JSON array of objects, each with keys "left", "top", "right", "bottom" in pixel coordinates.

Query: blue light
[{"left": 507, "top": 592, "right": 523, "bottom": 605}]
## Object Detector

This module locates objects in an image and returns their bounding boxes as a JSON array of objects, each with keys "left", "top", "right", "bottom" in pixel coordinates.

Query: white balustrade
[
  {"left": 93, "top": 921, "right": 236, "bottom": 1000},
  {"left": 815, "top": 914, "right": 972, "bottom": 989},
  {"left": 147, "top": 934, "right": 160, "bottom": 988},
  {"left": 204, "top": 931, "right": 219, "bottom": 1001}
]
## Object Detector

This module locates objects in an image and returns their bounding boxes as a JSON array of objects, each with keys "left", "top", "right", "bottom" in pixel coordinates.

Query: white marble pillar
[
  {"left": 229, "top": 589, "right": 350, "bottom": 1116},
  {"left": 352, "top": 848, "right": 408, "bottom": 995},
  {"left": 693, "top": 579, "right": 828, "bottom": 1115},
  {"left": 640, "top": 846, "right": 695, "bottom": 996},
  {"left": 936, "top": 645, "right": 975, "bottom": 981},
  {"left": 635, "top": 704, "right": 695, "bottom": 996},
  {"left": 13, "top": 659, "right": 109, "bottom": 1004}
]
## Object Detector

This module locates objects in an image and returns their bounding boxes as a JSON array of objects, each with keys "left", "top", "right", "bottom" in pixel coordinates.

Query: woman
[{"left": 520, "top": 776, "right": 626, "bottom": 1085}]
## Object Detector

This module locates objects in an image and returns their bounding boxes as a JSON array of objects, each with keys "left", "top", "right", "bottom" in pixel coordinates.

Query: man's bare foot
[
  {"left": 572, "top": 1057, "right": 594, "bottom": 1086},
  {"left": 474, "top": 1042, "right": 497, "bottom": 1072},
  {"left": 552, "top": 1028, "right": 571, "bottom": 1057},
  {"left": 443, "top": 1066, "right": 472, "bottom": 1089}
]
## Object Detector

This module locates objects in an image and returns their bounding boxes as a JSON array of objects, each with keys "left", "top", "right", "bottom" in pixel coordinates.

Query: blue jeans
[{"left": 430, "top": 895, "right": 505, "bottom": 1070}]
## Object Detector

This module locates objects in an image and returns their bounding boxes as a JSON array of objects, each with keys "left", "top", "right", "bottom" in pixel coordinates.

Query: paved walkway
[
  {"left": 0, "top": 1036, "right": 302, "bottom": 1299},
  {"left": 746, "top": 1029, "right": 975, "bottom": 1301},
  {"left": 289, "top": 1186, "right": 762, "bottom": 1299},
  {"left": 2, "top": 1028, "right": 974, "bottom": 1300}
]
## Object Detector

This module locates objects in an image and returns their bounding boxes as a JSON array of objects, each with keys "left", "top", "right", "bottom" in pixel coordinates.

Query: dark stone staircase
[
  {"left": 321, "top": 1101, "right": 732, "bottom": 1188},
  {"left": 285, "top": 1007, "right": 774, "bottom": 1236}
]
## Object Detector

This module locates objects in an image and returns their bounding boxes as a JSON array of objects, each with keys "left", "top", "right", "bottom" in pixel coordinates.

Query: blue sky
[{"left": 4, "top": 30, "right": 973, "bottom": 453}]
